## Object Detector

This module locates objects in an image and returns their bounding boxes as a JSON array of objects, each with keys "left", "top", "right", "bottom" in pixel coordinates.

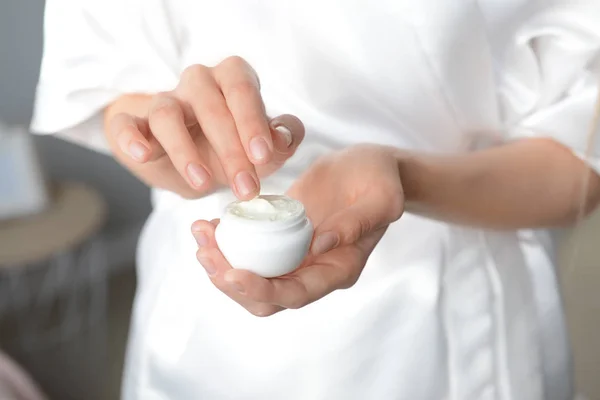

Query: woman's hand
[
  {"left": 104, "top": 56, "right": 305, "bottom": 199},
  {"left": 191, "top": 144, "right": 404, "bottom": 316}
]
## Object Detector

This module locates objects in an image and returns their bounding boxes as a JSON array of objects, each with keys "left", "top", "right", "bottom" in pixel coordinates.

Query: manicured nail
[
  {"left": 312, "top": 232, "right": 339, "bottom": 255},
  {"left": 274, "top": 126, "right": 293, "bottom": 147},
  {"left": 225, "top": 275, "right": 245, "bottom": 294},
  {"left": 199, "top": 256, "right": 216, "bottom": 276},
  {"left": 187, "top": 163, "right": 210, "bottom": 188},
  {"left": 249, "top": 137, "right": 270, "bottom": 162},
  {"left": 194, "top": 231, "right": 209, "bottom": 247},
  {"left": 234, "top": 171, "right": 258, "bottom": 198},
  {"left": 128, "top": 141, "right": 148, "bottom": 161}
]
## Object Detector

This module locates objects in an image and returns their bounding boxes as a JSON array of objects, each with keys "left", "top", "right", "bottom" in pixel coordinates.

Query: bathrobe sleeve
[
  {"left": 30, "top": 0, "right": 180, "bottom": 154},
  {"left": 498, "top": 2, "right": 600, "bottom": 173}
]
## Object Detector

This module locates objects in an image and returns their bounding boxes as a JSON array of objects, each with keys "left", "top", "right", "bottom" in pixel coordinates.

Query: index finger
[
  {"left": 179, "top": 64, "right": 260, "bottom": 199},
  {"left": 213, "top": 56, "right": 273, "bottom": 165}
]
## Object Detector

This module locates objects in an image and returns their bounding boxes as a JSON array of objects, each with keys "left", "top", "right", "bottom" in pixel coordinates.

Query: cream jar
[{"left": 214, "top": 195, "right": 314, "bottom": 278}]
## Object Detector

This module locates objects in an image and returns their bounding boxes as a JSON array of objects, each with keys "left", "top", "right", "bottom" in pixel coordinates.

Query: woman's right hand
[{"left": 104, "top": 56, "right": 305, "bottom": 200}]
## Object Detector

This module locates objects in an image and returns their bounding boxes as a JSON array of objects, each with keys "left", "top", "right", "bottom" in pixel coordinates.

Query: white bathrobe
[{"left": 31, "top": 1, "right": 600, "bottom": 399}]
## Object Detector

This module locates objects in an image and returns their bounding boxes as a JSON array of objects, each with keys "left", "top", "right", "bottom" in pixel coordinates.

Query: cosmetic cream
[{"left": 215, "top": 195, "right": 313, "bottom": 278}]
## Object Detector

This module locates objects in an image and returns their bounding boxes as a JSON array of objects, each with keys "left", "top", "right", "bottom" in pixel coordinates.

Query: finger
[
  {"left": 148, "top": 93, "right": 212, "bottom": 191},
  {"left": 191, "top": 219, "right": 217, "bottom": 247},
  {"left": 190, "top": 218, "right": 222, "bottom": 246},
  {"left": 213, "top": 56, "right": 273, "bottom": 165},
  {"left": 310, "top": 196, "right": 399, "bottom": 256},
  {"left": 196, "top": 243, "right": 283, "bottom": 317},
  {"left": 253, "top": 115, "right": 306, "bottom": 178},
  {"left": 239, "top": 302, "right": 284, "bottom": 318},
  {"left": 224, "top": 246, "right": 364, "bottom": 309},
  {"left": 110, "top": 113, "right": 160, "bottom": 163},
  {"left": 178, "top": 64, "right": 259, "bottom": 200},
  {"left": 268, "top": 114, "right": 305, "bottom": 161}
]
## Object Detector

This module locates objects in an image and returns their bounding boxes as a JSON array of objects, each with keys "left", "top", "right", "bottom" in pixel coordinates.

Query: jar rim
[{"left": 220, "top": 195, "right": 308, "bottom": 232}]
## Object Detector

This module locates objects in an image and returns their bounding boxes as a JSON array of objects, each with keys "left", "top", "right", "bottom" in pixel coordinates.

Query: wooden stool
[{"left": 0, "top": 183, "right": 107, "bottom": 267}]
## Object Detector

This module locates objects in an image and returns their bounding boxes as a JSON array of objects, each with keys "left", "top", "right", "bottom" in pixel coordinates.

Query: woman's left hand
[{"left": 191, "top": 144, "right": 405, "bottom": 316}]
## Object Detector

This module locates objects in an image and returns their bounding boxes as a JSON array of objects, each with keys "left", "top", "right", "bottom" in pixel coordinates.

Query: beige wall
[{"left": 560, "top": 209, "right": 600, "bottom": 399}]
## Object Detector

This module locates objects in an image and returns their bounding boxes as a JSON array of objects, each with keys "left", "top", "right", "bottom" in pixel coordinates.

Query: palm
[
  {"left": 287, "top": 145, "right": 403, "bottom": 229},
  {"left": 192, "top": 144, "right": 404, "bottom": 316},
  {"left": 285, "top": 144, "right": 403, "bottom": 279}
]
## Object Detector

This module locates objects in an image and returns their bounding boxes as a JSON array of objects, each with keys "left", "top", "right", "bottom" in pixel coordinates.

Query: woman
[{"left": 32, "top": 0, "right": 600, "bottom": 399}]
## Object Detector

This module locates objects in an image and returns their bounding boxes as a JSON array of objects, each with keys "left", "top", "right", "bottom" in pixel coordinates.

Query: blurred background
[
  {"left": 1, "top": 1, "right": 600, "bottom": 400},
  {"left": 0, "top": 1, "right": 149, "bottom": 399}
]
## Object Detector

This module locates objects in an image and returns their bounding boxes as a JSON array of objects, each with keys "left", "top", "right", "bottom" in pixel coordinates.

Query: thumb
[
  {"left": 269, "top": 114, "right": 305, "bottom": 162},
  {"left": 256, "top": 114, "right": 305, "bottom": 178},
  {"left": 311, "top": 201, "right": 385, "bottom": 256}
]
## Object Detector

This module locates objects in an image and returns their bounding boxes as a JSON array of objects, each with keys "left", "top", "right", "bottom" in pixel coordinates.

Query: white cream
[
  {"left": 227, "top": 195, "right": 303, "bottom": 221},
  {"left": 215, "top": 194, "right": 313, "bottom": 278}
]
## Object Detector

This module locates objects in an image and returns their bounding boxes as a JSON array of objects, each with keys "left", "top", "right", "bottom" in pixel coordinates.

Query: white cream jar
[{"left": 215, "top": 195, "right": 313, "bottom": 278}]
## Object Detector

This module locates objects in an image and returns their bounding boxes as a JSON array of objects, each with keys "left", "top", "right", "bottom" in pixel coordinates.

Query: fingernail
[
  {"left": 187, "top": 163, "right": 210, "bottom": 188},
  {"left": 249, "top": 137, "right": 270, "bottom": 162},
  {"left": 128, "top": 141, "right": 148, "bottom": 161},
  {"left": 225, "top": 275, "right": 245, "bottom": 294},
  {"left": 194, "top": 231, "right": 209, "bottom": 247},
  {"left": 199, "top": 256, "right": 216, "bottom": 276},
  {"left": 234, "top": 171, "right": 258, "bottom": 198},
  {"left": 312, "top": 232, "right": 339, "bottom": 255},
  {"left": 274, "top": 126, "right": 293, "bottom": 147}
]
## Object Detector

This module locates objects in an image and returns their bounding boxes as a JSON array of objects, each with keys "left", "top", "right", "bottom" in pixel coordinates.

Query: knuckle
[
  {"left": 149, "top": 96, "right": 181, "bottom": 124},
  {"left": 339, "top": 269, "right": 360, "bottom": 290},
  {"left": 368, "top": 185, "right": 403, "bottom": 224},
  {"left": 379, "top": 187, "right": 404, "bottom": 221},
  {"left": 222, "top": 80, "right": 258, "bottom": 100},
  {"left": 110, "top": 113, "right": 134, "bottom": 136},
  {"left": 167, "top": 144, "right": 189, "bottom": 161},
  {"left": 345, "top": 216, "right": 370, "bottom": 243},
  {"left": 201, "top": 100, "right": 231, "bottom": 122},
  {"left": 219, "top": 55, "right": 249, "bottom": 70},
  {"left": 358, "top": 217, "right": 372, "bottom": 236},
  {"left": 182, "top": 64, "right": 210, "bottom": 82},
  {"left": 118, "top": 123, "right": 139, "bottom": 139},
  {"left": 109, "top": 112, "right": 128, "bottom": 127}
]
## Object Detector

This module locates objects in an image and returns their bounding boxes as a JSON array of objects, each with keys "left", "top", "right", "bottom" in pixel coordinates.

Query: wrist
[
  {"left": 392, "top": 147, "right": 467, "bottom": 222},
  {"left": 392, "top": 148, "right": 431, "bottom": 214},
  {"left": 390, "top": 139, "right": 600, "bottom": 228}
]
